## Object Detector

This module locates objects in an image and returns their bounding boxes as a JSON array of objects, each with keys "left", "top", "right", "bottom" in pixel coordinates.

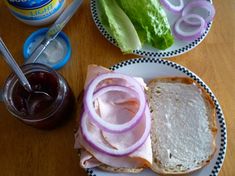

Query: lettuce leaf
[
  {"left": 116, "top": 0, "right": 174, "bottom": 50},
  {"left": 98, "top": 0, "right": 141, "bottom": 53}
]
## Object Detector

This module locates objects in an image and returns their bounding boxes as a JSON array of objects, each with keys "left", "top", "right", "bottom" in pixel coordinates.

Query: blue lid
[{"left": 23, "top": 28, "right": 72, "bottom": 70}]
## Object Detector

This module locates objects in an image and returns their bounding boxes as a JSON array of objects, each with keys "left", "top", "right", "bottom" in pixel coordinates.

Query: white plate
[
  {"left": 85, "top": 58, "right": 227, "bottom": 176},
  {"left": 90, "top": 0, "right": 213, "bottom": 58}
]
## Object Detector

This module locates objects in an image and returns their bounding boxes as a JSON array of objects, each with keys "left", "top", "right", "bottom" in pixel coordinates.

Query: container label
[
  {"left": 7, "top": 0, "right": 51, "bottom": 10},
  {"left": 5, "top": 0, "right": 65, "bottom": 21}
]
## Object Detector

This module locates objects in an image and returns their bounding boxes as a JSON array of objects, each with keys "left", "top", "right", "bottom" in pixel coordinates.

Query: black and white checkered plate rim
[
  {"left": 86, "top": 58, "right": 227, "bottom": 176},
  {"left": 90, "top": 0, "right": 213, "bottom": 58}
]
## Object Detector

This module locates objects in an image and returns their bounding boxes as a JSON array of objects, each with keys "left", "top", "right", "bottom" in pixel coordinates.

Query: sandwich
[{"left": 74, "top": 65, "right": 217, "bottom": 175}]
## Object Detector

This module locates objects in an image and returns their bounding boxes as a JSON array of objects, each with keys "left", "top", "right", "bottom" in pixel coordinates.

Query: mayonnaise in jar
[{"left": 5, "top": 0, "right": 66, "bottom": 26}]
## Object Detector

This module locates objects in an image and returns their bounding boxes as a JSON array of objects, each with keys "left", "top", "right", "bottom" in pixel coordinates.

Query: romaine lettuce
[
  {"left": 116, "top": 0, "right": 174, "bottom": 50},
  {"left": 98, "top": 0, "right": 141, "bottom": 53}
]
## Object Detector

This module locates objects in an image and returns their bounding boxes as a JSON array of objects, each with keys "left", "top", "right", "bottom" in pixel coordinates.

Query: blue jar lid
[{"left": 23, "top": 28, "right": 71, "bottom": 70}]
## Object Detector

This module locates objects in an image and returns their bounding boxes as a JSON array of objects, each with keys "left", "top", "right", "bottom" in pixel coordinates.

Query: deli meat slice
[{"left": 74, "top": 65, "right": 152, "bottom": 168}]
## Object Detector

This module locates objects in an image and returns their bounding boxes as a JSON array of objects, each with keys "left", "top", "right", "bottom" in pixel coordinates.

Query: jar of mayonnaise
[{"left": 4, "top": 0, "right": 66, "bottom": 26}]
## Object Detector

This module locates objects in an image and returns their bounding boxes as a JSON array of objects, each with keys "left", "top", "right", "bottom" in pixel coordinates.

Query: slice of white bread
[
  {"left": 98, "top": 165, "right": 143, "bottom": 173},
  {"left": 147, "top": 77, "right": 217, "bottom": 175}
]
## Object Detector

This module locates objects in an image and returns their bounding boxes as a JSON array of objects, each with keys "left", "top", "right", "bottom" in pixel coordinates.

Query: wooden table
[{"left": 0, "top": 0, "right": 234, "bottom": 175}]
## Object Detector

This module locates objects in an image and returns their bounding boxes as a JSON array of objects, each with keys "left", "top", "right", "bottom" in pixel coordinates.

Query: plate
[
  {"left": 90, "top": 0, "right": 213, "bottom": 58},
  {"left": 86, "top": 58, "right": 227, "bottom": 176}
]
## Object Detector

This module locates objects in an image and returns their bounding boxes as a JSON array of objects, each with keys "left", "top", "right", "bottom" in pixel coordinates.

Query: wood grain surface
[{"left": 0, "top": 0, "right": 234, "bottom": 176}]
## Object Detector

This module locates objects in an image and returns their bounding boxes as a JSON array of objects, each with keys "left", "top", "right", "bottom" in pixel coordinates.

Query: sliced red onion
[
  {"left": 174, "top": 14, "right": 207, "bottom": 41},
  {"left": 182, "top": 0, "right": 215, "bottom": 26},
  {"left": 80, "top": 105, "right": 151, "bottom": 156},
  {"left": 84, "top": 73, "right": 146, "bottom": 133},
  {"left": 160, "top": 0, "right": 184, "bottom": 13}
]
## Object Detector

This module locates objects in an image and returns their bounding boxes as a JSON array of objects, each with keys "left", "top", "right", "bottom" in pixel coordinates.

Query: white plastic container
[{"left": 4, "top": 0, "right": 66, "bottom": 26}]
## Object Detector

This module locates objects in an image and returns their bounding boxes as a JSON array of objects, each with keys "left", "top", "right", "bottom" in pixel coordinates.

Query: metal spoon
[
  {"left": 0, "top": 37, "right": 32, "bottom": 92},
  {"left": 0, "top": 37, "right": 52, "bottom": 108}
]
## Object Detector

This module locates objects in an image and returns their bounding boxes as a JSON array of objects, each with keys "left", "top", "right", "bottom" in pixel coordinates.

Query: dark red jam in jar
[{"left": 3, "top": 63, "right": 75, "bottom": 129}]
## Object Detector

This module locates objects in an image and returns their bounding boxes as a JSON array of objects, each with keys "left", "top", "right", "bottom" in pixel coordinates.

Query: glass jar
[
  {"left": 3, "top": 63, "right": 75, "bottom": 129},
  {"left": 4, "top": 0, "right": 66, "bottom": 26}
]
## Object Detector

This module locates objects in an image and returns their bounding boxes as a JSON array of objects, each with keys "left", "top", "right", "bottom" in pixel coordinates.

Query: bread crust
[
  {"left": 98, "top": 165, "right": 144, "bottom": 173},
  {"left": 147, "top": 77, "right": 217, "bottom": 175}
]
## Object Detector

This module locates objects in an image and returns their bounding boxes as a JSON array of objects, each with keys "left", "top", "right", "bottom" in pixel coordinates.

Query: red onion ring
[
  {"left": 80, "top": 104, "right": 151, "bottom": 156},
  {"left": 84, "top": 73, "right": 146, "bottom": 133},
  {"left": 160, "top": 0, "right": 184, "bottom": 13},
  {"left": 182, "top": 0, "right": 215, "bottom": 26},
  {"left": 173, "top": 14, "right": 207, "bottom": 41}
]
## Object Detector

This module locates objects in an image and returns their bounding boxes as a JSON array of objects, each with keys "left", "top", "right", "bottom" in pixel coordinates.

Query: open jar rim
[{"left": 3, "top": 63, "right": 66, "bottom": 123}]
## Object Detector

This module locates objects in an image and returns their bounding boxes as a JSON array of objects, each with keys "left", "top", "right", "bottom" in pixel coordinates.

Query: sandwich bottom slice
[
  {"left": 147, "top": 77, "right": 217, "bottom": 175},
  {"left": 98, "top": 164, "right": 144, "bottom": 173}
]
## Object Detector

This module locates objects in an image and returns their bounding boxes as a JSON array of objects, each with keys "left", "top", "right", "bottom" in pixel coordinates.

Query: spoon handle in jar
[{"left": 0, "top": 37, "right": 32, "bottom": 92}]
